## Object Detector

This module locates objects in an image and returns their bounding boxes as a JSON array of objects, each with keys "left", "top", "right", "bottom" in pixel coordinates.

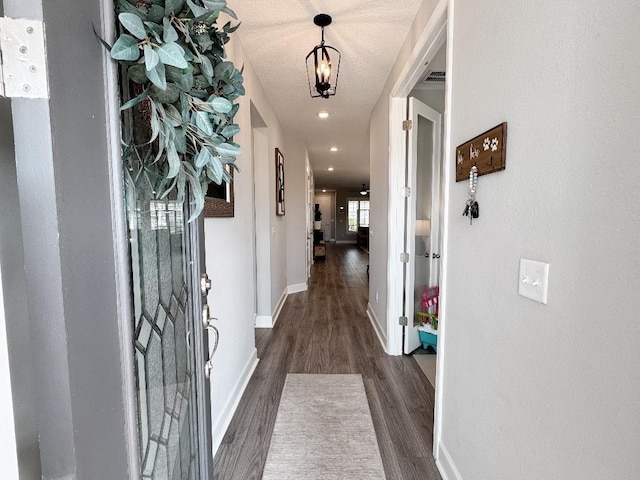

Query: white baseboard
[
  {"left": 256, "top": 289, "right": 288, "bottom": 329},
  {"left": 436, "top": 442, "right": 464, "bottom": 480},
  {"left": 286, "top": 282, "right": 307, "bottom": 294},
  {"left": 271, "top": 288, "right": 287, "bottom": 327},
  {"left": 255, "top": 315, "right": 273, "bottom": 328},
  {"left": 366, "top": 303, "right": 387, "bottom": 353},
  {"left": 211, "top": 348, "right": 259, "bottom": 455}
]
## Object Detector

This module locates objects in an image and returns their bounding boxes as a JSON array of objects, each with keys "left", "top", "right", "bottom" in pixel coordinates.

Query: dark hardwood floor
[{"left": 212, "top": 243, "right": 441, "bottom": 480}]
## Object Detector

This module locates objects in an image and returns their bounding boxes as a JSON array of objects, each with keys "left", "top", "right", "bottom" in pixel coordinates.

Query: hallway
[{"left": 213, "top": 244, "right": 441, "bottom": 479}]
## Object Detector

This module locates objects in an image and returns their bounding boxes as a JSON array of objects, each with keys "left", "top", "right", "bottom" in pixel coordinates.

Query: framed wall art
[{"left": 275, "top": 148, "right": 285, "bottom": 216}]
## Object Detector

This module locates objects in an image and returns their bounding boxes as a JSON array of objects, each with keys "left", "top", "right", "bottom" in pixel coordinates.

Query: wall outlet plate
[{"left": 518, "top": 259, "right": 550, "bottom": 304}]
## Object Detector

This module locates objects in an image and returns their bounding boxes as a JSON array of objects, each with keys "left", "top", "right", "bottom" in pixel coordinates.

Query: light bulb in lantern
[{"left": 317, "top": 60, "right": 331, "bottom": 84}]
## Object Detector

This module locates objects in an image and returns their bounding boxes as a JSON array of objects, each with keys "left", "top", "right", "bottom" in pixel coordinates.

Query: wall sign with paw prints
[{"left": 455, "top": 122, "right": 507, "bottom": 182}]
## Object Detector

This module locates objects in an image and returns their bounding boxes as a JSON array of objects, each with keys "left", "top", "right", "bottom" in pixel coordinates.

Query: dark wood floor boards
[{"left": 212, "top": 243, "right": 441, "bottom": 479}]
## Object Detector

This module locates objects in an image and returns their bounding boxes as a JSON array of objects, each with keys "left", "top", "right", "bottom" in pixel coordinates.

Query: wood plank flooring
[{"left": 212, "top": 243, "right": 441, "bottom": 480}]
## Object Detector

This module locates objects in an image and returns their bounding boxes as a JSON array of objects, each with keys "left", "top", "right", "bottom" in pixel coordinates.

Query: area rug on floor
[{"left": 262, "top": 374, "right": 386, "bottom": 480}]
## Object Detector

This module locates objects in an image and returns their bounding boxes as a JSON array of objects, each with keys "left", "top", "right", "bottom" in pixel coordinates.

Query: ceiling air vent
[{"left": 422, "top": 71, "right": 446, "bottom": 84}]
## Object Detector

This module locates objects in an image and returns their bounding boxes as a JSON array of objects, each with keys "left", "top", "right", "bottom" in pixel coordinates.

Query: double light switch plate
[{"left": 518, "top": 258, "right": 550, "bottom": 304}]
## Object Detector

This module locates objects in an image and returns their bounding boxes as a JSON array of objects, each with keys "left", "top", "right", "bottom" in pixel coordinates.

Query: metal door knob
[
  {"left": 432, "top": 253, "right": 441, "bottom": 259},
  {"left": 200, "top": 273, "right": 212, "bottom": 296}
]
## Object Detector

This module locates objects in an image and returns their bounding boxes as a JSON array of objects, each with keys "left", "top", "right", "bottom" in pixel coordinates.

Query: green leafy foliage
[{"left": 105, "top": 0, "right": 244, "bottom": 221}]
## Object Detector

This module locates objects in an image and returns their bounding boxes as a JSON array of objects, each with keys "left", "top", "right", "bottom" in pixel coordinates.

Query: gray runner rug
[{"left": 262, "top": 374, "right": 386, "bottom": 480}]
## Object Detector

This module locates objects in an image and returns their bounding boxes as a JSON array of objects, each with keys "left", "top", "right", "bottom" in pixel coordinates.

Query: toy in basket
[{"left": 417, "top": 286, "right": 439, "bottom": 351}]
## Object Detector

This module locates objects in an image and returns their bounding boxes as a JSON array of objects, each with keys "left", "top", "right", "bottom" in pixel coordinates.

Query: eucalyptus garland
[{"left": 104, "top": 0, "right": 244, "bottom": 220}]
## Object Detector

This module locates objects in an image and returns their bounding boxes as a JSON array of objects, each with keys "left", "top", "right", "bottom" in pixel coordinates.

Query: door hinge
[
  {"left": 399, "top": 316, "right": 408, "bottom": 326},
  {"left": 0, "top": 18, "right": 48, "bottom": 99},
  {"left": 402, "top": 119, "right": 413, "bottom": 131},
  {"left": 400, "top": 252, "right": 409, "bottom": 263},
  {"left": 401, "top": 187, "right": 411, "bottom": 197}
]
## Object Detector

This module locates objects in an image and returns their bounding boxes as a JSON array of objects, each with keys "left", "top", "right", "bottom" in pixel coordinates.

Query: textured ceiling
[{"left": 230, "top": 0, "right": 424, "bottom": 189}]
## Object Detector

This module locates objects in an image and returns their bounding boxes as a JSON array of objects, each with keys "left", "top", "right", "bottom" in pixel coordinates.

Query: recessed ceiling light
[
  {"left": 322, "top": 189, "right": 326, "bottom": 192},
  {"left": 318, "top": 111, "right": 330, "bottom": 119},
  {"left": 328, "top": 167, "right": 334, "bottom": 171},
  {"left": 330, "top": 147, "right": 338, "bottom": 152}
]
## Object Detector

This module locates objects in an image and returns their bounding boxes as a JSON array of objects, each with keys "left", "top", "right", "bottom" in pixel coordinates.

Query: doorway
[
  {"left": 386, "top": 0, "right": 451, "bottom": 461},
  {"left": 405, "top": 93, "right": 445, "bottom": 392},
  {"left": 251, "top": 104, "right": 272, "bottom": 328},
  {"left": 314, "top": 191, "right": 336, "bottom": 243},
  {"left": 403, "top": 96, "right": 443, "bottom": 354}
]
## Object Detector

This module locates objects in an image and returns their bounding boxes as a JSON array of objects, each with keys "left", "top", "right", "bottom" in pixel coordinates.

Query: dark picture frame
[
  {"left": 203, "top": 167, "right": 234, "bottom": 217},
  {"left": 275, "top": 148, "right": 285, "bottom": 216}
]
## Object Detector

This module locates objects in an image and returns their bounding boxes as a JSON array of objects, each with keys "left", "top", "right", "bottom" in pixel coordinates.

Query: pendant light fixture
[
  {"left": 306, "top": 14, "right": 341, "bottom": 99},
  {"left": 360, "top": 184, "right": 369, "bottom": 196}
]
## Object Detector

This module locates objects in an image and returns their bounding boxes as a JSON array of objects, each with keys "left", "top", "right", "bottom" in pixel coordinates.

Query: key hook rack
[{"left": 456, "top": 122, "right": 507, "bottom": 182}]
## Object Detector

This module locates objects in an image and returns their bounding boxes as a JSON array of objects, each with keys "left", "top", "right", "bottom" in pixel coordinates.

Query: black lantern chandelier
[{"left": 305, "top": 14, "right": 341, "bottom": 99}]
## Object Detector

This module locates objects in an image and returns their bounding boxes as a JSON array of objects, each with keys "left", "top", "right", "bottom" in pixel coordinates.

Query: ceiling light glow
[
  {"left": 318, "top": 111, "right": 330, "bottom": 119},
  {"left": 328, "top": 167, "right": 334, "bottom": 171},
  {"left": 330, "top": 147, "right": 338, "bottom": 152}
]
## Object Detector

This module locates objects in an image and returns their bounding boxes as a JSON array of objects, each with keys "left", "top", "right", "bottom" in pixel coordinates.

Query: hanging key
[
  {"left": 462, "top": 201, "right": 470, "bottom": 217},
  {"left": 471, "top": 201, "right": 479, "bottom": 219},
  {"left": 468, "top": 201, "right": 477, "bottom": 225}
]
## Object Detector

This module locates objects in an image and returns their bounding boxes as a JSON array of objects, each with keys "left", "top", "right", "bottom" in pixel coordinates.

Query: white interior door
[{"left": 403, "top": 97, "right": 442, "bottom": 354}]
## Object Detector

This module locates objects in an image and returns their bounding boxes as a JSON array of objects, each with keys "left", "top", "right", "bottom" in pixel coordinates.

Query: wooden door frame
[{"left": 385, "top": 0, "right": 453, "bottom": 463}]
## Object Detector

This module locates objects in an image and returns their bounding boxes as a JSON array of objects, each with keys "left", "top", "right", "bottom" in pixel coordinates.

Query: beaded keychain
[{"left": 462, "top": 165, "right": 479, "bottom": 224}]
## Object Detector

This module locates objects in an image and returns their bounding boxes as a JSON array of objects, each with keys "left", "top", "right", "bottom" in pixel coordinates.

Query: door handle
[
  {"left": 202, "top": 304, "right": 219, "bottom": 328},
  {"left": 432, "top": 253, "right": 441, "bottom": 259},
  {"left": 204, "top": 324, "right": 219, "bottom": 379}
]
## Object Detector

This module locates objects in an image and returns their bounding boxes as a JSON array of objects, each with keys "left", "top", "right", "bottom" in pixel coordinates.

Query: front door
[
  {"left": 403, "top": 97, "right": 443, "bottom": 354},
  {"left": 126, "top": 161, "right": 213, "bottom": 480}
]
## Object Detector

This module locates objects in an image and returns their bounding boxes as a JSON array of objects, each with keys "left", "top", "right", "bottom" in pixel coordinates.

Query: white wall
[
  {"left": 410, "top": 86, "right": 445, "bottom": 113},
  {"left": 204, "top": 33, "right": 287, "bottom": 452},
  {"left": 440, "top": 1, "right": 640, "bottom": 478}
]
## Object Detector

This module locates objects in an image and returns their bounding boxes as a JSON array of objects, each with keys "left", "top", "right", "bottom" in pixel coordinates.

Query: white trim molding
[
  {"left": 255, "top": 289, "right": 288, "bottom": 329},
  {"left": 272, "top": 289, "right": 287, "bottom": 327},
  {"left": 286, "top": 283, "right": 307, "bottom": 294},
  {"left": 366, "top": 303, "right": 387, "bottom": 353},
  {"left": 211, "top": 348, "right": 259, "bottom": 455},
  {"left": 255, "top": 315, "right": 273, "bottom": 328},
  {"left": 437, "top": 442, "right": 464, "bottom": 480}
]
